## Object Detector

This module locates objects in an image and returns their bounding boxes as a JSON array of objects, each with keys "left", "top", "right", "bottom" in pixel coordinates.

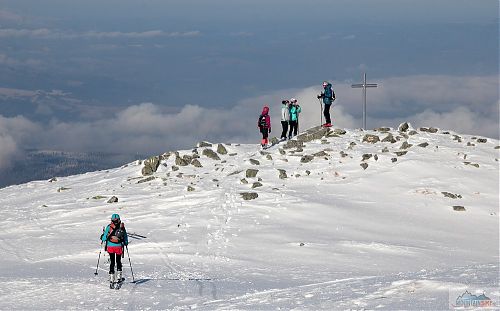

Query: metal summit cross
[{"left": 351, "top": 72, "right": 378, "bottom": 129}]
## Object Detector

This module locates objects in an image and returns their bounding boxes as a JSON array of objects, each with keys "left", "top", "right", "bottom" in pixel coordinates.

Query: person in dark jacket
[
  {"left": 258, "top": 106, "right": 271, "bottom": 148},
  {"left": 101, "top": 214, "right": 128, "bottom": 287},
  {"left": 317, "top": 81, "right": 336, "bottom": 127}
]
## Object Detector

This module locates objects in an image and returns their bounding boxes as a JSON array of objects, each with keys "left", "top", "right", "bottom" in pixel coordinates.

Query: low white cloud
[
  {"left": 0, "top": 10, "right": 24, "bottom": 23},
  {"left": 0, "top": 74, "right": 497, "bottom": 170},
  {"left": 0, "top": 28, "right": 201, "bottom": 39},
  {"left": 0, "top": 87, "right": 37, "bottom": 98},
  {"left": 0, "top": 134, "right": 18, "bottom": 170},
  {"left": 35, "top": 102, "right": 258, "bottom": 155},
  {"left": 80, "top": 30, "right": 200, "bottom": 39},
  {"left": 0, "top": 28, "right": 51, "bottom": 38},
  {"left": 233, "top": 74, "right": 498, "bottom": 139},
  {"left": 0, "top": 115, "right": 41, "bottom": 169},
  {"left": 409, "top": 106, "right": 500, "bottom": 138},
  {"left": 0, "top": 54, "right": 42, "bottom": 67},
  {"left": 289, "top": 74, "right": 499, "bottom": 138},
  {"left": 0, "top": 86, "right": 79, "bottom": 107},
  {"left": 0, "top": 115, "right": 41, "bottom": 140}
]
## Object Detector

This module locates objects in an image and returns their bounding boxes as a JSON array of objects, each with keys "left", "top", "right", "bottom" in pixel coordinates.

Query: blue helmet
[{"left": 111, "top": 214, "right": 120, "bottom": 221}]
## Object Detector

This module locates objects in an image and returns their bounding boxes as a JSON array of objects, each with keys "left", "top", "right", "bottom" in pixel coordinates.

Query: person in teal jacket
[
  {"left": 288, "top": 98, "right": 301, "bottom": 138},
  {"left": 317, "top": 81, "right": 336, "bottom": 127},
  {"left": 101, "top": 214, "right": 128, "bottom": 286}
]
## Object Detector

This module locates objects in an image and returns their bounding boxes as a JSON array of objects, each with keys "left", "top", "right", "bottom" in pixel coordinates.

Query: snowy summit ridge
[{"left": 0, "top": 124, "right": 498, "bottom": 310}]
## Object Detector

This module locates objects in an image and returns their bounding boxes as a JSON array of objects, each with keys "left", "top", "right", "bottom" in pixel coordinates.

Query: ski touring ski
[
  {"left": 127, "top": 232, "right": 147, "bottom": 240},
  {"left": 114, "top": 277, "right": 125, "bottom": 290},
  {"left": 110, "top": 277, "right": 125, "bottom": 290}
]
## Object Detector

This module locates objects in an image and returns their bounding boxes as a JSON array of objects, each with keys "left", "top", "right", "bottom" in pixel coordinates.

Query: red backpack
[{"left": 106, "top": 222, "right": 126, "bottom": 244}]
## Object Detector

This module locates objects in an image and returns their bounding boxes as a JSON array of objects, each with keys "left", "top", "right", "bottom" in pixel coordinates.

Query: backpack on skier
[
  {"left": 258, "top": 114, "right": 268, "bottom": 128},
  {"left": 106, "top": 222, "right": 126, "bottom": 244},
  {"left": 324, "top": 84, "right": 335, "bottom": 100},
  {"left": 103, "top": 222, "right": 126, "bottom": 258}
]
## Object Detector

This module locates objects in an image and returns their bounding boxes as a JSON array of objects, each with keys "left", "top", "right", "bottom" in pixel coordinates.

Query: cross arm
[{"left": 351, "top": 84, "right": 378, "bottom": 88}]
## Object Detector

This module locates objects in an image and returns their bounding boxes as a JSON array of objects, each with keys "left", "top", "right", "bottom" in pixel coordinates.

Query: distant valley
[{"left": 0, "top": 150, "right": 144, "bottom": 188}]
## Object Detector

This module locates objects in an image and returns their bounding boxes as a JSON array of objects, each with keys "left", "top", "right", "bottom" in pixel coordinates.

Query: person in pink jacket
[{"left": 257, "top": 106, "right": 271, "bottom": 148}]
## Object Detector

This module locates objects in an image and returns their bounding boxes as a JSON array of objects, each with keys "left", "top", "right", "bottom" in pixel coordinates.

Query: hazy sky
[{"left": 0, "top": 0, "right": 498, "bottom": 168}]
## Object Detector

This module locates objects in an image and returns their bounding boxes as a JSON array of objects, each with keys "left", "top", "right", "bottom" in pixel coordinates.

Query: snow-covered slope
[{"left": 0, "top": 125, "right": 498, "bottom": 310}]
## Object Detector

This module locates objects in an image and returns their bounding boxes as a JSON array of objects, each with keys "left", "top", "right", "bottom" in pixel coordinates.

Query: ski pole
[
  {"left": 318, "top": 98, "right": 323, "bottom": 126},
  {"left": 94, "top": 226, "right": 105, "bottom": 275},
  {"left": 125, "top": 245, "right": 135, "bottom": 282},
  {"left": 94, "top": 243, "right": 103, "bottom": 275}
]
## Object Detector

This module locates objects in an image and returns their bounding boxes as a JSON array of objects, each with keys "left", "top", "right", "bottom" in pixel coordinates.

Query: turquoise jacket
[
  {"left": 322, "top": 83, "right": 335, "bottom": 105},
  {"left": 289, "top": 105, "right": 301, "bottom": 122}
]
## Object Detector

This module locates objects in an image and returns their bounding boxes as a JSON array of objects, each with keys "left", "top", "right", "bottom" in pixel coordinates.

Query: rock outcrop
[
  {"left": 246, "top": 169, "right": 259, "bottom": 178},
  {"left": 142, "top": 156, "right": 161, "bottom": 176},
  {"left": 240, "top": 192, "right": 258, "bottom": 200},
  {"left": 217, "top": 144, "right": 228, "bottom": 154},
  {"left": 363, "top": 134, "right": 380, "bottom": 144},
  {"left": 202, "top": 149, "right": 221, "bottom": 160}
]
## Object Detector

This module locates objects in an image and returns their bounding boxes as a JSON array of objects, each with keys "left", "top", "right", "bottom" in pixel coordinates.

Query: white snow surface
[{"left": 0, "top": 126, "right": 498, "bottom": 310}]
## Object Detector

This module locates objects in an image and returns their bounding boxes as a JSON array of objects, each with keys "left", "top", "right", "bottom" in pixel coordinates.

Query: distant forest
[{"left": 0, "top": 150, "right": 144, "bottom": 188}]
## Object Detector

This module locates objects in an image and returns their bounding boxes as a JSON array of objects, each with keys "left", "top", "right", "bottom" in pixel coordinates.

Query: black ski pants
[
  {"left": 288, "top": 120, "right": 298, "bottom": 138},
  {"left": 260, "top": 127, "right": 269, "bottom": 140},
  {"left": 109, "top": 252, "right": 122, "bottom": 273},
  {"left": 324, "top": 103, "right": 332, "bottom": 124},
  {"left": 280, "top": 121, "right": 288, "bottom": 139}
]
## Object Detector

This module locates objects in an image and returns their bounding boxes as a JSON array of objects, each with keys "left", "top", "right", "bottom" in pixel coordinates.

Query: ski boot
[
  {"left": 109, "top": 271, "right": 115, "bottom": 289},
  {"left": 114, "top": 270, "right": 124, "bottom": 290}
]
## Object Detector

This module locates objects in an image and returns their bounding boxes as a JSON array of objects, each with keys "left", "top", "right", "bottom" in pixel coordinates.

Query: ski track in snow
[{"left": 0, "top": 126, "right": 498, "bottom": 310}]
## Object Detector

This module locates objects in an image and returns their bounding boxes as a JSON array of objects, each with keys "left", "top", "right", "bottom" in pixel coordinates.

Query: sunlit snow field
[{"left": 0, "top": 125, "right": 498, "bottom": 310}]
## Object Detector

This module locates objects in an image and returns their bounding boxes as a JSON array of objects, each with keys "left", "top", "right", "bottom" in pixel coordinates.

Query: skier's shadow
[
  {"left": 196, "top": 279, "right": 217, "bottom": 299},
  {"left": 132, "top": 278, "right": 217, "bottom": 299},
  {"left": 132, "top": 278, "right": 151, "bottom": 285}
]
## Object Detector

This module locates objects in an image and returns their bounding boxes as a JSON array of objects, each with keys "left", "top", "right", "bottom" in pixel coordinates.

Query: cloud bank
[
  {"left": 0, "top": 28, "right": 201, "bottom": 39},
  {"left": 0, "top": 10, "right": 24, "bottom": 23},
  {"left": 0, "top": 115, "right": 41, "bottom": 169},
  {"left": 292, "top": 74, "right": 499, "bottom": 137},
  {"left": 0, "top": 134, "right": 17, "bottom": 169},
  {"left": 0, "top": 74, "right": 497, "bottom": 170}
]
